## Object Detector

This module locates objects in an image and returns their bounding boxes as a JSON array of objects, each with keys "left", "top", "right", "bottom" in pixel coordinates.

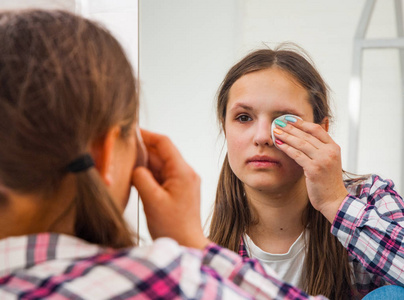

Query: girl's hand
[
  {"left": 132, "top": 129, "right": 209, "bottom": 249},
  {"left": 273, "top": 118, "right": 348, "bottom": 223}
]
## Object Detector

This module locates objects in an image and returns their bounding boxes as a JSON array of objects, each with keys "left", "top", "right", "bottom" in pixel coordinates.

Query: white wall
[{"left": 139, "top": 0, "right": 404, "bottom": 239}]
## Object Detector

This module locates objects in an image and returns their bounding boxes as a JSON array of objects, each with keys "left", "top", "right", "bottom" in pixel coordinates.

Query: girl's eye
[{"left": 236, "top": 115, "right": 252, "bottom": 122}]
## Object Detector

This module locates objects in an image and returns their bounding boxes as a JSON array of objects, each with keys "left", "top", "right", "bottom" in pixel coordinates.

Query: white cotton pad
[{"left": 271, "top": 114, "right": 302, "bottom": 150}]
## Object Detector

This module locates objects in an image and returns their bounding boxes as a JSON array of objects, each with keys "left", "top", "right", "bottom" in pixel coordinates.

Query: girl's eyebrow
[{"left": 228, "top": 102, "right": 253, "bottom": 112}]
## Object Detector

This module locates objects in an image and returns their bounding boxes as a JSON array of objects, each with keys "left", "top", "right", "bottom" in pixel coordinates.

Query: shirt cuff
[{"left": 331, "top": 194, "right": 367, "bottom": 247}]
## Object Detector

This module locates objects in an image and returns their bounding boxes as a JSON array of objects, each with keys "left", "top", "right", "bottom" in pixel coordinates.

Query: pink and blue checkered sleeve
[{"left": 331, "top": 175, "right": 404, "bottom": 287}]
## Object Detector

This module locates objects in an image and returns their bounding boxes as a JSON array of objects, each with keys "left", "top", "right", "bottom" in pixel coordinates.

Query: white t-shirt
[{"left": 244, "top": 231, "right": 306, "bottom": 289}]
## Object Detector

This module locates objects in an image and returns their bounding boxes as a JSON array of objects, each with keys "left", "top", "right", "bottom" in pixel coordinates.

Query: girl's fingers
[
  {"left": 139, "top": 129, "right": 192, "bottom": 182},
  {"left": 274, "top": 127, "right": 319, "bottom": 159},
  {"left": 274, "top": 125, "right": 322, "bottom": 159},
  {"left": 288, "top": 119, "right": 332, "bottom": 144},
  {"left": 132, "top": 166, "right": 166, "bottom": 204},
  {"left": 273, "top": 119, "right": 339, "bottom": 163},
  {"left": 273, "top": 119, "right": 336, "bottom": 158},
  {"left": 140, "top": 129, "right": 185, "bottom": 167},
  {"left": 276, "top": 141, "right": 312, "bottom": 167}
]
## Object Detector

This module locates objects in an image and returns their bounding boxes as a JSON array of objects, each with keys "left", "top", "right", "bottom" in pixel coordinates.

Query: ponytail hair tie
[{"left": 66, "top": 153, "right": 95, "bottom": 173}]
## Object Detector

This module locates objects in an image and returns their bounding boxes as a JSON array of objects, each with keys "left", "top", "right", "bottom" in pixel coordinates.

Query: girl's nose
[{"left": 253, "top": 121, "right": 274, "bottom": 147}]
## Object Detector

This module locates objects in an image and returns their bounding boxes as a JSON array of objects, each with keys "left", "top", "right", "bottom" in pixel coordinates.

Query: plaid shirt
[
  {"left": 0, "top": 233, "right": 327, "bottom": 299},
  {"left": 239, "top": 175, "right": 404, "bottom": 297}
]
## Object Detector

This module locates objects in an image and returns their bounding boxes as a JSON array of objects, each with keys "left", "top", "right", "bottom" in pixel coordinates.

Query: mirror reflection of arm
[{"left": 332, "top": 175, "right": 404, "bottom": 291}]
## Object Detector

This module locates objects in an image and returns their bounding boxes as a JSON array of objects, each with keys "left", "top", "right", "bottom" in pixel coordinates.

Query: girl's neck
[
  {"left": 0, "top": 175, "right": 77, "bottom": 239},
  {"left": 245, "top": 178, "right": 308, "bottom": 254}
]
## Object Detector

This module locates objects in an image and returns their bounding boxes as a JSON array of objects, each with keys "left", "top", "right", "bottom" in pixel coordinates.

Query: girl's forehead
[{"left": 227, "top": 72, "right": 310, "bottom": 109}]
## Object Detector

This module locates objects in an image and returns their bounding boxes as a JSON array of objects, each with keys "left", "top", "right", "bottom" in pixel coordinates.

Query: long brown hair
[
  {"left": 209, "top": 46, "right": 355, "bottom": 299},
  {"left": 0, "top": 10, "right": 137, "bottom": 248}
]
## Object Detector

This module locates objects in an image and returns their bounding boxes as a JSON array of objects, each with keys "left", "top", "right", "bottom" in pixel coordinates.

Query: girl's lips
[{"left": 246, "top": 156, "right": 280, "bottom": 167}]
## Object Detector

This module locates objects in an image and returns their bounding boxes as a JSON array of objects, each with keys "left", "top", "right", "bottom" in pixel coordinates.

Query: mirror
[{"left": 139, "top": 0, "right": 404, "bottom": 233}]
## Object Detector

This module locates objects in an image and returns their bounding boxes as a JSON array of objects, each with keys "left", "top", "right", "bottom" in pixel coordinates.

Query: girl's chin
[
  {"left": 244, "top": 182, "right": 282, "bottom": 193},
  {"left": 243, "top": 176, "right": 300, "bottom": 191}
]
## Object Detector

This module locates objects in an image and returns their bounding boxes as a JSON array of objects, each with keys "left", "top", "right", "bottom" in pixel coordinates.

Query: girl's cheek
[{"left": 227, "top": 132, "right": 243, "bottom": 147}]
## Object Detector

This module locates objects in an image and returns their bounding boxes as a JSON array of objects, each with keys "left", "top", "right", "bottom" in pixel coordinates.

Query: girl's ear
[
  {"left": 91, "top": 126, "right": 121, "bottom": 186},
  {"left": 320, "top": 117, "right": 330, "bottom": 132}
]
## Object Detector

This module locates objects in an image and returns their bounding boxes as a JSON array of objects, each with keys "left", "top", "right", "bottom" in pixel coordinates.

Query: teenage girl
[{"left": 209, "top": 46, "right": 404, "bottom": 299}]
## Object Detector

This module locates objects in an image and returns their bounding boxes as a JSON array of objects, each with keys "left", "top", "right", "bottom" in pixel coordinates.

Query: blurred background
[{"left": 2, "top": 0, "right": 403, "bottom": 243}]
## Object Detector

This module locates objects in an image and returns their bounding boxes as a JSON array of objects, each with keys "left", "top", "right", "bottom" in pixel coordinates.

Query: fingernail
[
  {"left": 275, "top": 119, "right": 286, "bottom": 128},
  {"left": 275, "top": 139, "right": 283, "bottom": 145},
  {"left": 273, "top": 128, "right": 283, "bottom": 135},
  {"left": 285, "top": 116, "right": 297, "bottom": 123}
]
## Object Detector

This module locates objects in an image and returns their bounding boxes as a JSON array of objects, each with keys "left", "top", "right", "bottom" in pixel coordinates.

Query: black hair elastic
[{"left": 66, "top": 154, "right": 95, "bottom": 173}]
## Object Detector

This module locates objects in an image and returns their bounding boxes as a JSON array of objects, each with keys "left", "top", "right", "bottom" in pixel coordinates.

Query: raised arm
[{"left": 332, "top": 175, "right": 404, "bottom": 287}]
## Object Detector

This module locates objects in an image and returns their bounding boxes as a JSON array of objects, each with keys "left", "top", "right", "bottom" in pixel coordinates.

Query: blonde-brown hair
[
  {"left": 0, "top": 10, "right": 137, "bottom": 248},
  {"left": 209, "top": 46, "right": 355, "bottom": 299}
]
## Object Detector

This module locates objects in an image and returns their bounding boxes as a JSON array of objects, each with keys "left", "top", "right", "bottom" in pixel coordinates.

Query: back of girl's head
[
  {"left": 217, "top": 45, "right": 331, "bottom": 129},
  {"left": 0, "top": 10, "right": 137, "bottom": 248}
]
